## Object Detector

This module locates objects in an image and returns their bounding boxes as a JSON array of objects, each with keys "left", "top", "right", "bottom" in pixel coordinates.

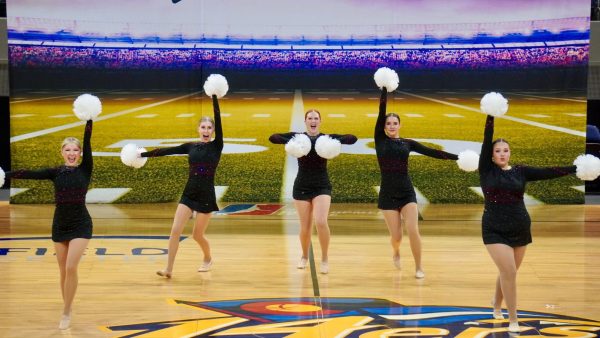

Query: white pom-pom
[
  {"left": 480, "top": 92, "right": 508, "bottom": 117},
  {"left": 315, "top": 135, "right": 342, "bottom": 159},
  {"left": 203, "top": 74, "right": 229, "bottom": 98},
  {"left": 120, "top": 143, "right": 148, "bottom": 169},
  {"left": 374, "top": 67, "right": 399, "bottom": 92},
  {"left": 73, "top": 94, "right": 102, "bottom": 121},
  {"left": 457, "top": 150, "right": 479, "bottom": 172},
  {"left": 574, "top": 154, "right": 600, "bottom": 181},
  {"left": 0, "top": 167, "right": 5, "bottom": 188},
  {"left": 285, "top": 134, "right": 311, "bottom": 158}
]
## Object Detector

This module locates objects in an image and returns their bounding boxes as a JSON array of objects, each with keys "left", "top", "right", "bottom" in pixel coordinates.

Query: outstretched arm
[
  {"left": 269, "top": 132, "right": 296, "bottom": 144},
  {"left": 409, "top": 139, "right": 458, "bottom": 160},
  {"left": 6, "top": 168, "right": 56, "bottom": 180},
  {"left": 212, "top": 95, "right": 223, "bottom": 150},
  {"left": 479, "top": 115, "right": 495, "bottom": 172},
  {"left": 329, "top": 134, "right": 358, "bottom": 145},
  {"left": 374, "top": 88, "right": 387, "bottom": 143},
  {"left": 141, "top": 143, "right": 191, "bottom": 157},
  {"left": 522, "top": 165, "right": 576, "bottom": 182}
]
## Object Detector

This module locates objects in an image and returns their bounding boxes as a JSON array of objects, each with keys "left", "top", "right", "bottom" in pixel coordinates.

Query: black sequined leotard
[
  {"left": 6, "top": 120, "right": 94, "bottom": 242},
  {"left": 479, "top": 115, "right": 576, "bottom": 247},
  {"left": 269, "top": 132, "right": 357, "bottom": 200},
  {"left": 375, "top": 89, "right": 458, "bottom": 210},
  {"left": 141, "top": 95, "right": 223, "bottom": 213}
]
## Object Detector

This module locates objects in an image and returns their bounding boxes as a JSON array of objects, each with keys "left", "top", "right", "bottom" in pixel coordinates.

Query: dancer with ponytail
[
  {"left": 372, "top": 67, "right": 467, "bottom": 279},
  {"left": 121, "top": 74, "right": 227, "bottom": 277}
]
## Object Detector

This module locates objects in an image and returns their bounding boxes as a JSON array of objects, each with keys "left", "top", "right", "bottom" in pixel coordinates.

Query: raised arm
[
  {"left": 329, "top": 134, "right": 358, "bottom": 145},
  {"left": 408, "top": 139, "right": 458, "bottom": 160},
  {"left": 80, "top": 120, "right": 93, "bottom": 177},
  {"left": 141, "top": 143, "right": 191, "bottom": 157},
  {"left": 479, "top": 115, "right": 495, "bottom": 172},
  {"left": 269, "top": 132, "right": 296, "bottom": 144},
  {"left": 522, "top": 165, "right": 576, "bottom": 182},
  {"left": 212, "top": 95, "right": 223, "bottom": 150},
  {"left": 374, "top": 88, "right": 387, "bottom": 142}
]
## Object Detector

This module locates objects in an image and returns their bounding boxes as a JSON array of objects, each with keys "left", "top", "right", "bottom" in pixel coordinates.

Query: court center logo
[{"left": 102, "top": 297, "right": 600, "bottom": 337}]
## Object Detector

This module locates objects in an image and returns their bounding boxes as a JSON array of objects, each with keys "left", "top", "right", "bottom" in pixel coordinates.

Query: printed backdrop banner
[{"left": 7, "top": 0, "right": 589, "bottom": 204}]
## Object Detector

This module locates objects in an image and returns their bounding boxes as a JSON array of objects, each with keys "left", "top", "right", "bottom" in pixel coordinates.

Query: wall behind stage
[{"left": 6, "top": 0, "right": 590, "bottom": 204}]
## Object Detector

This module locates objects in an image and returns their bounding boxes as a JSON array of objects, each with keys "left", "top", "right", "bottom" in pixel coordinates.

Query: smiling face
[
  {"left": 304, "top": 110, "right": 321, "bottom": 136},
  {"left": 384, "top": 114, "right": 401, "bottom": 138},
  {"left": 198, "top": 118, "right": 215, "bottom": 143},
  {"left": 492, "top": 140, "right": 511, "bottom": 169},
  {"left": 61, "top": 142, "right": 82, "bottom": 167}
]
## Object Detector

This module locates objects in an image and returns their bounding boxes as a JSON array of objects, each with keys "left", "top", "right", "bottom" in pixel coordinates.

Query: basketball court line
[
  {"left": 398, "top": 91, "right": 585, "bottom": 138},
  {"left": 281, "top": 89, "right": 321, "bottom": 297},
  {"left": 308, "top": 243, "right": 320, "bottom": 296},
  {"left": 10, "top": 92, "right": 201, "bottom": 143}
]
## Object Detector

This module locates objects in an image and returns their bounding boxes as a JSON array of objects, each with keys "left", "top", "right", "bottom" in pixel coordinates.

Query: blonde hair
[
  {"left": 61, "top": 137, "right": 81, "bottom": 150},
  {"left": 198, "top": 116, "right": 215, "bottom": 127}
]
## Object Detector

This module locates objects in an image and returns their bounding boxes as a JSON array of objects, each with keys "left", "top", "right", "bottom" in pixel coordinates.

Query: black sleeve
[
  {"left": 80, "top": 120, "right": 93, "bottom": 177},
  {"left": 479, "top": 115, "right": 495, "bottom": 172},
  {"left": 141, "top": 143, "right": 191, "bottom": 157},
  {"left": 408, "top": 139, "right": 458, "bottom": 160},
  {"left": 6, "top": 168, "right": 56, "bottom": 180},
  {"left": 329, "top": 134, "right": 358, "bottom": 145},
  {"left": 269, "top": 132, "right": 296, "bottom": 144},
  {"left": 374, "top": 88, "right": 387, "bottom": 143},
  {"left": 212, "top": 95, "right": 223, "bottom": 151},
  {"left": 522, "top": 165, "right": 576, "bottom": 182}
]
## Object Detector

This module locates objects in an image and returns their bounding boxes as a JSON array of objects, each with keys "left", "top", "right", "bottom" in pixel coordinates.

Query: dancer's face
[
  {"left": 492, "top": 141, "right": 511, "bottom": 169},
  {"left": 198, "top": 121, "right": 214, "bottom": 143},
  {"left": 385, "top": 116, "right": 400, "bottom": 138},
  {"left": 61, "top": 143, "right": 81, "bottom": 167},
  {"left": 305, "top": 111, "right": 321, "bottom": 136}
]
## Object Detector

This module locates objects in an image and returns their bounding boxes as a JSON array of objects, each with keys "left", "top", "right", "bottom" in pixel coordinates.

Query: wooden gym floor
[{"left": 0, "top": 202, "right": 599, "bottom": 337}]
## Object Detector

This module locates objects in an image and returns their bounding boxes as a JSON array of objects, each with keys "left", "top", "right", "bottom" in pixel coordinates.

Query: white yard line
[
  {"left": 398, "top": 91, "right": 585, "bottom": 138},
  {"left": 11, "top": 93, "right": 80, "bottom": 104},
  {"left": 282, "top": 90, "right": 306, "bottom": 202},
  {"left": 507, "top": 92, "right": 586, "bottom": 103},
  {"left": 11, "top": 92, "right": 200, "bottom": 143}
]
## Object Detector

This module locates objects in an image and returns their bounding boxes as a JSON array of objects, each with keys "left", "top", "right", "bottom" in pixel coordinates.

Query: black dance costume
[
  {"left": 479, "top": 115, "right": 576, "bottom": 247},
  {"left": 141, "top": 95, "right": 223, "bottom": 213},
  {"left": 269, "top": 132, "right": 357, "bottom": 200},
  {"left": 375, "top": 89, "right": 458, "bottom": 210},
  {"left": 6, "top": 120, "right": 94, "bottom": 242}
]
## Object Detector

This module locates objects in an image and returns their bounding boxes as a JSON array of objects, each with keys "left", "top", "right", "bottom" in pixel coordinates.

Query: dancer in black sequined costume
[
  {"left": 144, "top": 95, "right": 223, "bottom": 277},
  {"left": 4, "top": 119, "right": 94, "bottom": 329},
  {"left": 375, "top": 88, "right": 457, "bottom": 278},
  {"left": 479, "top": 114, "right": 576, "bottom": 331},
  {"left": 270, "top": 109, "right": 357, "bottom": 274}
]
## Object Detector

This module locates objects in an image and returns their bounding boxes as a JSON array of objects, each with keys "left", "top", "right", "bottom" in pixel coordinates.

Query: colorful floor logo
[
  {"left": 103, "top": 297, "right": 600, "bottom": 337},
  {"left": 216, "top": 204, "right": 284, "bottom": 215}
]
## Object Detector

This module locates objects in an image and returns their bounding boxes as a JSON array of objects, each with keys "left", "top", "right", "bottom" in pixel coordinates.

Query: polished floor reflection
[{"left": 0, "top": 202, "right": 599, "bottom": 337}]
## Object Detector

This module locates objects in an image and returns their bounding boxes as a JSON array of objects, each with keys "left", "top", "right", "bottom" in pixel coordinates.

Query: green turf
[{"left": 8, "top": 91, "right": 586, "bottom": 204}]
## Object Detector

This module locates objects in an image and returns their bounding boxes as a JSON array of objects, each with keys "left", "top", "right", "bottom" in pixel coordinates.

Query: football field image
[{"left": 9, "top": 89, "right": 586, "bottom": 204}]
